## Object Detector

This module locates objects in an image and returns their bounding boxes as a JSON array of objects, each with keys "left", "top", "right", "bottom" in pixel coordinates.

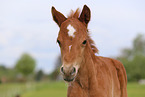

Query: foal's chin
[
  {"left": 63, "top": 75, "right": 76, "bottom": 83},
  {"left": 64, "top": 77, "right": 75, "bottom": 82}
]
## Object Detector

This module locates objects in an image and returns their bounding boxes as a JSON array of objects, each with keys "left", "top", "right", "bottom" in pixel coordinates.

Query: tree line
[
  {"left": 117, "top": 34, "right": 145, "bottom": 82},
  {"left": 0, "top": 53, "right": 46, "bottom": 83}
]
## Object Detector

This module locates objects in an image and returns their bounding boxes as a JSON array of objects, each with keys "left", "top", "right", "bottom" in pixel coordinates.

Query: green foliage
[
  {"left": 118, "top": 34, "right": 145, "bottom": 82},
  {"left": 15, "top": 53, "right": 36, "bottom": 76},
  {"left": 133, "top": 34, "right": 145, "bottom": 55},
  {"left": 122, "top": 55, "right": 145, "bottom": 81},
  {"left": 49, "top": 56, "right": 61, "bottom": 80},
  {"left": 49, "top": 69, "right": 60, "bottom": 80},
  {"left": 35, "top": 70, "right": 44, "bottom": 81},
  {"left": 0, "top": 65, "right": 17, "bottom": 82}
]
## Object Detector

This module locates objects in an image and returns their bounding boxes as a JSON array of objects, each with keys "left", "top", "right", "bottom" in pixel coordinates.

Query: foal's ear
[
  {"left": 79, "top": 5, "right": 91, "bottom": 26},
  {"left": 51, "top": 6, "right": 67, "bottom": 27}
]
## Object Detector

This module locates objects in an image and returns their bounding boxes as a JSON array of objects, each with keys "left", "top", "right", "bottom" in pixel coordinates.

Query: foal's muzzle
[{"left": 60, "top": 66, "right": 77, "bottom": 82}]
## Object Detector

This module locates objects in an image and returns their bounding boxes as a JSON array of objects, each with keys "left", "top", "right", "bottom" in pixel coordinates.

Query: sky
[{"left": 0, "top": 0, "right": 145, "bottom": 74}]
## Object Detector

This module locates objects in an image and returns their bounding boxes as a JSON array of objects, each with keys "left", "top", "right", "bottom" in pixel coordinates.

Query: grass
[
  {"left": 0, "top": 83, "right": 23, "bottom": 97},
  {"left": 0, "top": 82, "right": 36, "bottom": 97},
  {"left": 0, "top": 81, "right": 145, "bottom": 97},
  {"left": 127, "top": 83, "right": 145, "bottom": 97},
  {"left": 22, "top": 81, "right": 67, "bottom": 97}
]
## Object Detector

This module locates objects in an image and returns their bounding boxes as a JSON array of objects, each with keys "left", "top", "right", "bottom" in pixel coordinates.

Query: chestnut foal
[{"left": 51, "top": 5, "right": 128, "bottom": 97}]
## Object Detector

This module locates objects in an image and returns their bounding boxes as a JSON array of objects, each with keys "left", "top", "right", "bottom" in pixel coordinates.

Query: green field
[
  {"left": 127, "top": 83, "right": 145, "bottom": 97},
  {"left": 22, "top": 81, "right": 67, "bottom": 97},
  {"left": 0, "top": 81, "right": 145, "bottom": 97}
]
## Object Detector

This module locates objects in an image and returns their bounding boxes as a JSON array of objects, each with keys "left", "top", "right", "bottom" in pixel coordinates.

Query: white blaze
[
  {"left": 67, "top": 24, "right": 76, "bottom": 38},
  {"left": 69, "top": 45, "right": 72, "bottom": 52}
]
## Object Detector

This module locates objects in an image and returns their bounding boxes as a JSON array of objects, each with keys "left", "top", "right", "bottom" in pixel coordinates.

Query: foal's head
[{"left": 52, "top": 5, "right": 98, "bottom": 82}]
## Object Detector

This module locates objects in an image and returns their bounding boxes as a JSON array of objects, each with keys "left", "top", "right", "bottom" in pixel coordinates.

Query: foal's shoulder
[
  {"left": 96, "top": 56, "right": 117, "bottom": 62},
  {"left": 96, "top": 56, "right": 123, "bottom": 67},
  {"left": 97, "top": 56, "right": 120, "bottom": 62}
]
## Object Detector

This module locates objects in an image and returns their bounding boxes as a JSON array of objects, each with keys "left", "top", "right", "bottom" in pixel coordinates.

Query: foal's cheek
[{"left": 61, "top": 49, "right": 66, "bottom": 58}]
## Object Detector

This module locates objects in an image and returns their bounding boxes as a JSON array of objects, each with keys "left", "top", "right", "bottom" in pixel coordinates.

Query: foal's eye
[
  {"left": 57, "top": 40, "right": 61, "bottom": 46},
  {"left": 82, "top": 40, "right": 87, "bottom": 45}
]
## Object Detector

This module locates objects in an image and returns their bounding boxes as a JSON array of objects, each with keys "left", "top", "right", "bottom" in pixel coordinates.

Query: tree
[
  {"left": 117, "top": 34, "right": 145, "bottom": 82},
  {"left": 133, "top": 34, "right": 145, "bottom": 55},
  {"left": 0, "top": 65, "right": 17, "bottom": 82},
  {"left": 49, "top": 56, "right": 62, "bottom": 80},
  {"left": 35, "top": 70, "right": 44, "bottom": 81},
  {"left": 15, "top": 53, "right": 36, "bottom": 76}
]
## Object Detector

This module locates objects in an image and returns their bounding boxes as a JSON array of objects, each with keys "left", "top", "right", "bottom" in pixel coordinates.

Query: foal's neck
[{"left": 76, "top": 44, "right": 97, "bottom": 89}]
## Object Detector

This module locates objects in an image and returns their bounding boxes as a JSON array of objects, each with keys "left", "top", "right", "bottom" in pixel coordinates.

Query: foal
[{"left": 51, "top": 5, "right": 128, "bottom": 97}]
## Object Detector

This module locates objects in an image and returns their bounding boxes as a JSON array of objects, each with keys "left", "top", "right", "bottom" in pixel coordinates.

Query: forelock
[{"left": 67, "top": 8, "right": 80, "bottom": 18}]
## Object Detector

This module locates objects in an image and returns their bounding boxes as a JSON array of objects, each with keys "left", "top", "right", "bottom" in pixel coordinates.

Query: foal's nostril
[
  {"left": 70, "top": 67, "right": 76, "bottom": 75},
  {"left": 61, "top": 67, "right": 65, "bottom": 74}
]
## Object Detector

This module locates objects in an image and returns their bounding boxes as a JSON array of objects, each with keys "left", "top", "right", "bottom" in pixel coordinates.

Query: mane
[
  {"left": 67, "top": 8, "right": 80, "bottom": 18},
  {"left": 67, "top": 9, "right": 99, "bottom": 54},
  {"left": 87, "top": 31, "right": 99, "bottom": 54}
]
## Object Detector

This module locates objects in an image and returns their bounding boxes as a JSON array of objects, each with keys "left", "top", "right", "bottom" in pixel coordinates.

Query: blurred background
[{"left": 0, "top": 0, "right": 145, "bottom": 97}]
